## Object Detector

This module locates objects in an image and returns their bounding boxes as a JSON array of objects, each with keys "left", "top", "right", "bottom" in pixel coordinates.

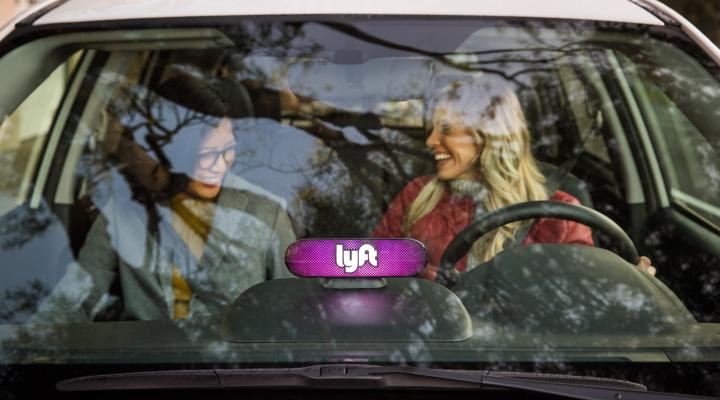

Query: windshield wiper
[{"left": 58, "top": 364, "right": 717, "bottom": 400}]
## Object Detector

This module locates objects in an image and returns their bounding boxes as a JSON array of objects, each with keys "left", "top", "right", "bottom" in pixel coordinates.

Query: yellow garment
[
  {"left": 171, "top": 266, "right": 192, "bottom": 319},
  {"left": 168, "top": 193, "right": 216, "bottom": 319}
]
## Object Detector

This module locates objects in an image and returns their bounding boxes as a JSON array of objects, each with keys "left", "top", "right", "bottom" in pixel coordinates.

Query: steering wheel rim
[{"left": 436, "top": 201, "right": 639, "bottom": 287}]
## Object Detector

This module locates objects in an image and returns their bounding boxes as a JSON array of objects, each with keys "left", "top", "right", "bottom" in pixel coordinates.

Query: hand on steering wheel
[
  {"left": 637, "top": 256, "right": 656, "bottom": 276},
  {"left": 436, "top": 201, "right": 640, "bottom": 287}
]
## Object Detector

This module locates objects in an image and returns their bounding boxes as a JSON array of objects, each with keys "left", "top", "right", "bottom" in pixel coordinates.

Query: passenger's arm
[
  {"left": 267, "top": 206, "right": 297, "bottom": 279},
  {"left": 33, "top": 213, "right": 120, "bottom": 323}
]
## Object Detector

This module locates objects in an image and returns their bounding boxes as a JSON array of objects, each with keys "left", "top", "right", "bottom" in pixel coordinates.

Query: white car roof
[{"left": 33, "top": 0, "right": 664, "bottom": 26}]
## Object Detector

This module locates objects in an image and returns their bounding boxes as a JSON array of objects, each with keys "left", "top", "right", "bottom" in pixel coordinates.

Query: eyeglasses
[{"left": 196, "top": 145, "right": 237, "bottom": 170}]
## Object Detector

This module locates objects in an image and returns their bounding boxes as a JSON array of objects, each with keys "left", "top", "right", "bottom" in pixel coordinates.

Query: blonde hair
[{"left": 405, "top": 77, "right": 548, "bottom": 262}]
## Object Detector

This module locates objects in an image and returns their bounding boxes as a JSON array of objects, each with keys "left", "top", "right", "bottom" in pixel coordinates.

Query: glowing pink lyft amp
[{"left": 285, "top": 239, "right": 427, "bottom": 278}]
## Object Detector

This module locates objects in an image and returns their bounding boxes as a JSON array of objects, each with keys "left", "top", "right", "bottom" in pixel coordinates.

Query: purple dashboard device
[{"left": 285, "top": 239, "right": 427, "bottom": 278}]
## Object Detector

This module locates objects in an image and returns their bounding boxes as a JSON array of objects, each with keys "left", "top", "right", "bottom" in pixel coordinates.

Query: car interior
[{"left": 0, "top": 24, "right": 718, "bottom": 327}]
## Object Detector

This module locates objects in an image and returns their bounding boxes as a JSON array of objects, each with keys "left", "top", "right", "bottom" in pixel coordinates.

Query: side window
[
  {"left": 0, "top": 55, "right": 80, "bottom": 216},
  {"left": 53, "top": 51, "right": 150, "bottom": 208},
  {"left": 557, "top": 60, "right": 610, "bottom": 163},
  {"left": 630, "top": 69, "right": 720, "bottom": 227},
  {"left": 0, "top": 52, "right": 82, "bottom": 323},
  {"left": 551, "top": 55, "right": 625, "bottom": 214}
]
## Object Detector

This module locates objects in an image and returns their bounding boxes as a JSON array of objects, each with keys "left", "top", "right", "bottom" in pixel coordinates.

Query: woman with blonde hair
[{"left": 373, "top": 76, "right": 654, "bottom": 280}]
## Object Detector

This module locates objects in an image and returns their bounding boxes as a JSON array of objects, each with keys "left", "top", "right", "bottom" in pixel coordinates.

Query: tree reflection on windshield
[{"left": 0, "top": 20, "right": 719, "bottom": 397}]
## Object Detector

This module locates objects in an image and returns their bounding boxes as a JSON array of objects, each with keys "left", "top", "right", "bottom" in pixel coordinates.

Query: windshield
[{"left": 1, "top": 18, "right": 720, "bottom": 394}]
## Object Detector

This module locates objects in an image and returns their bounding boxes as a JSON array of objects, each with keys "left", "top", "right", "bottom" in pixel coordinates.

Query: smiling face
[
  {"left": 426, "top": 107, "right": 484, "bottom": 181},
  {"left": 187, "top": 118, "right": 236, "bottom": 200}
]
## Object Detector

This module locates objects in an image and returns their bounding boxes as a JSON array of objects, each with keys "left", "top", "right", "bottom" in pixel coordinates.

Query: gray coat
[{"left": 35, "top": 174, "right": 296, "bottom": 322}]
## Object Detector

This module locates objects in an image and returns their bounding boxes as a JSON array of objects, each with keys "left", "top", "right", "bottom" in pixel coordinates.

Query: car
[{"left": 1, "top": 0, "right": 720, "bottom": 398}]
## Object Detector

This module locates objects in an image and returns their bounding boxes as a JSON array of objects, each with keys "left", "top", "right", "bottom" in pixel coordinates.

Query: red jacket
[{"left": 372, "top": 176, "right": 594, "bottom": 279}]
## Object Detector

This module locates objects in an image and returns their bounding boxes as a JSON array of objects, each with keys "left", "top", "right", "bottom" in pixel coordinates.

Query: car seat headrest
[{"left": 154, "top": 72, "right": 254, "bottom": 119}]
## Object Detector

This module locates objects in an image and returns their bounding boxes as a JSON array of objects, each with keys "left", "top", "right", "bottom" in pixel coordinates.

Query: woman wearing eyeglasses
[{"left": 35, "top": 75, "right": 296, "bottom": 322}]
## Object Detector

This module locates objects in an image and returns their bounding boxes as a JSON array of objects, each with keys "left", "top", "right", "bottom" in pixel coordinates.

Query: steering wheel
[{"left": 436, "top": 201, "right": 639, "bottom": 287}]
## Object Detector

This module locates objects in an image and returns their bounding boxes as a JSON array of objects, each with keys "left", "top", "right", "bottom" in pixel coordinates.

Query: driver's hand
[
  {"left": 421, "top": 263, "right": 439, "bottom": 281},
  {"left": 636, "top": 256, "right": 656, "bottom": 276}
]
